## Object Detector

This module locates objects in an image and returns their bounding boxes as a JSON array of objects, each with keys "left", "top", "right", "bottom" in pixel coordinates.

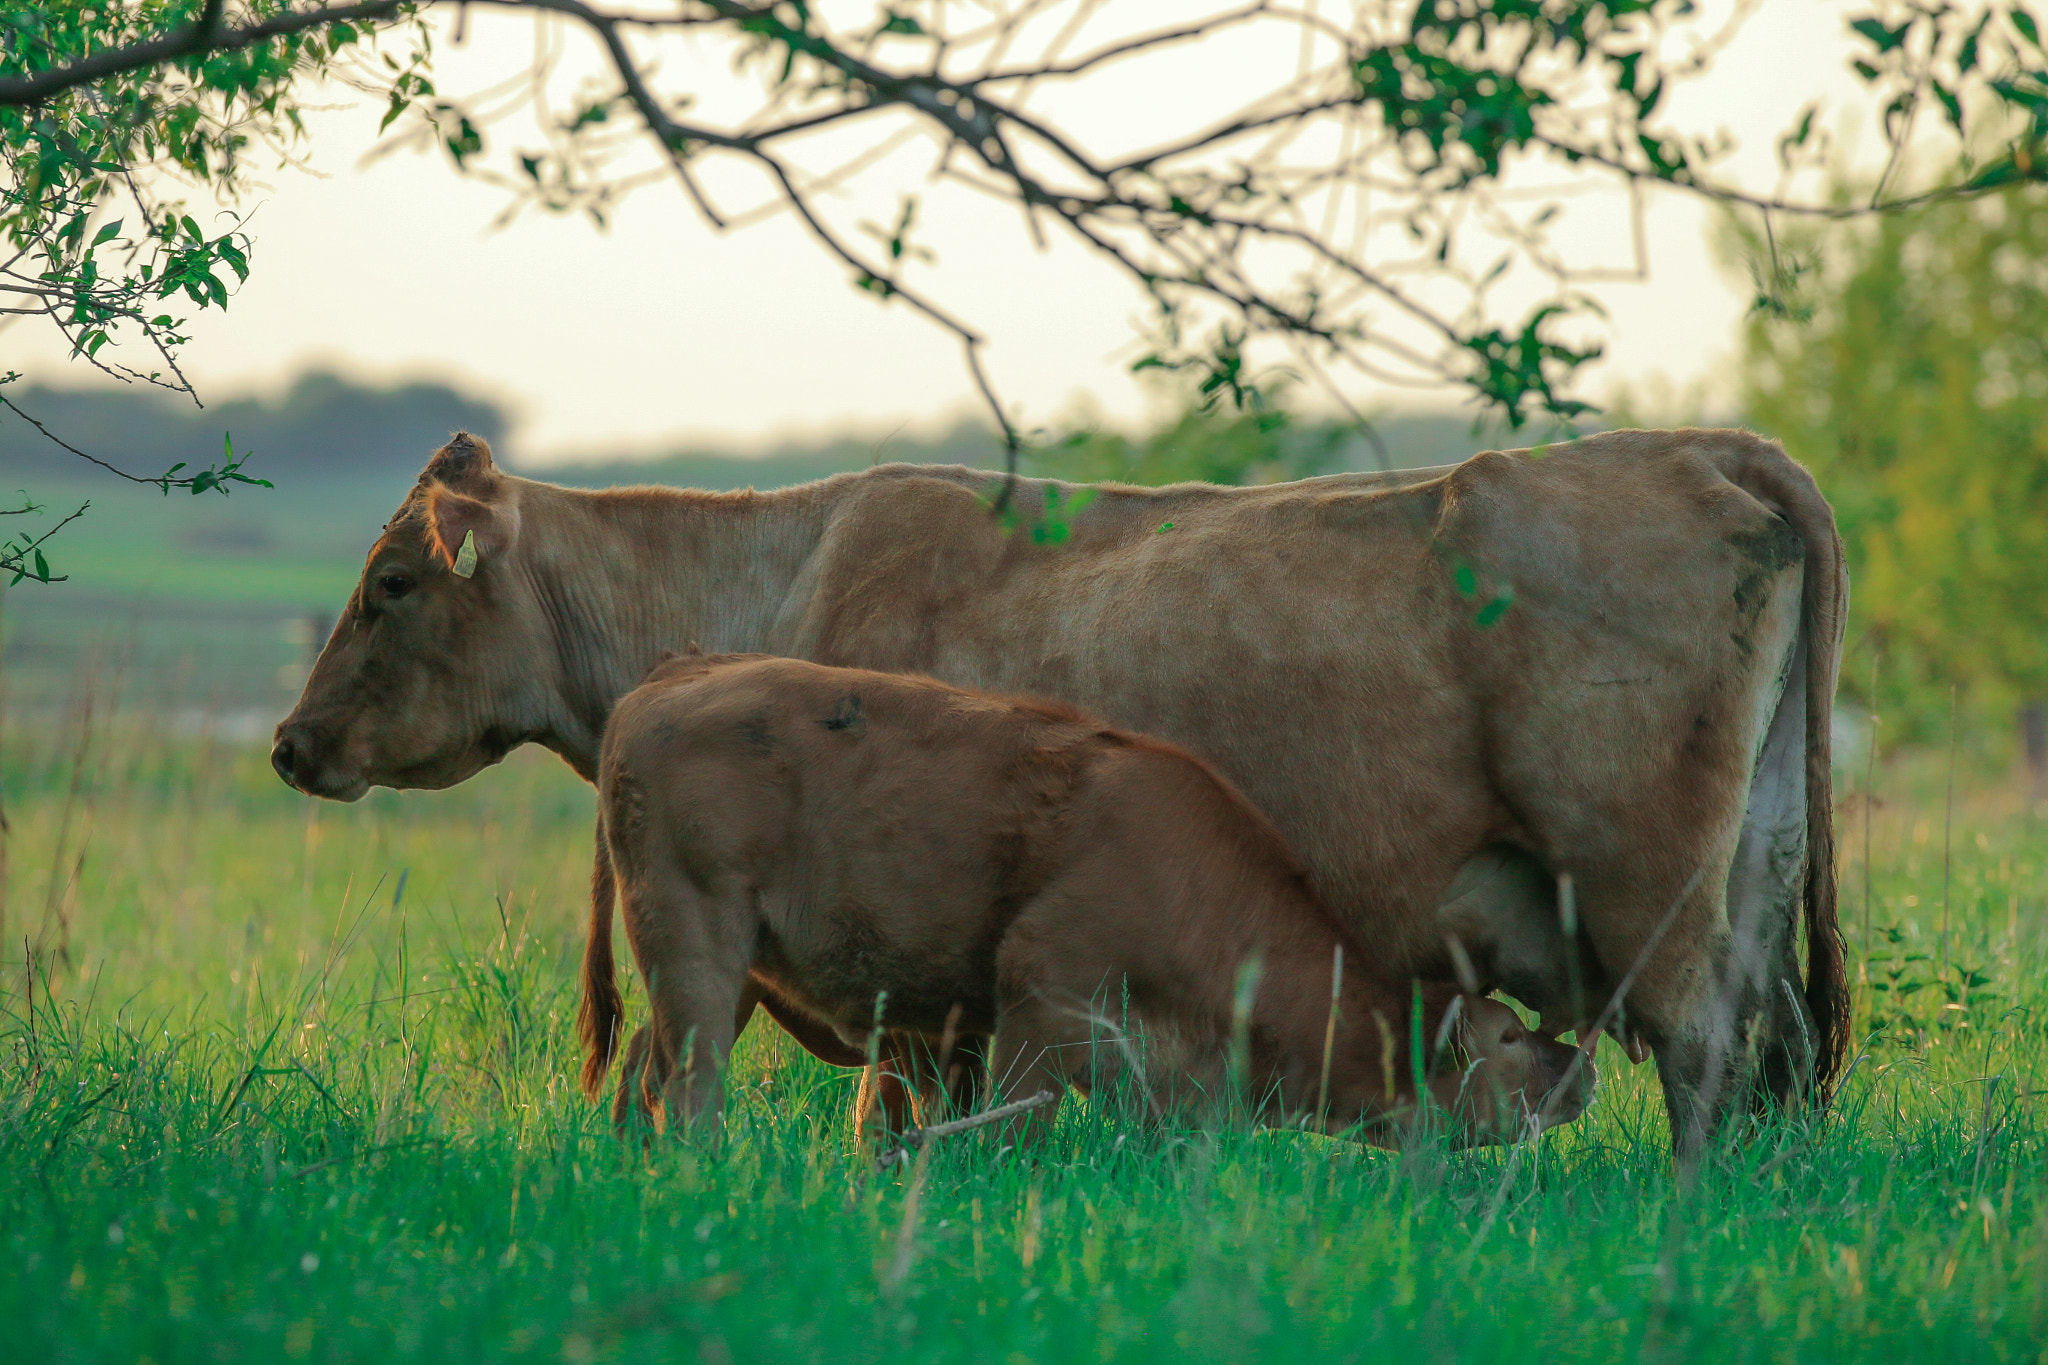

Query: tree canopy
[
  {"left": 1738, "top": 185, "right": 2048, "bottom": 741},
  {"left": 12, "top": 1, "right": 2048, "bottom": 579}
]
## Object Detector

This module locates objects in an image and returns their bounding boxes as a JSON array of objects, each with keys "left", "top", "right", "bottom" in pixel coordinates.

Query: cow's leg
[
  {"left": 892, "top": 1031, "right": 991, "bottom": 1123},
  {"left": 1559, "top": 860, "right": 1736, "bottom": 1163},
  {"left": 934, "top": 1035, "right": 991, "bottom": 1115},
  {"left": 850, "top": 1031, "right": 993, "bottom": 1145},
  {"left": 852, "top": 1036, "right": 920, "bottom": 1145},
  {"left": 1635, "top": 595, "right": 1815, "bottom": 1151}
]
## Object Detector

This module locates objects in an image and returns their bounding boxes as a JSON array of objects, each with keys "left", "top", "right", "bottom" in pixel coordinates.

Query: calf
[{"left": 580, "top": 654, "right": 1594, "bottom": 1144}]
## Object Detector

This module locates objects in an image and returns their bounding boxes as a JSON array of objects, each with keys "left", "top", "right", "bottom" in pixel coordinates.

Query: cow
[
  {"left": 272, "top": 426, "right": 1845, "bottom": 1161},
  {"left": 582, "top": 651, "right": 1595, "bottom": 1145}
]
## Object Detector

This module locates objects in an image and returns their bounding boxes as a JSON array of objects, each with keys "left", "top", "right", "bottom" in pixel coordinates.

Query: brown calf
[{"left": 579, "top": 654, "right": 1593, "bottom": 1145}]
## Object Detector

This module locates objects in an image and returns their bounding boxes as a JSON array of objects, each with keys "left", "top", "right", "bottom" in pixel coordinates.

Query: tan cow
[
  {"left": 582, "top": 651, "right": 1594, "bottom": 1144},
  {"left": 273, "top": 427, "right": 1844, "bottom": 1159}
]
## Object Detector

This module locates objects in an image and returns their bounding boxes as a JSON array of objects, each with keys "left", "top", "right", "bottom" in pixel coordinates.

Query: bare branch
[
  {"left": 0, "top": 393, "right": 261, "bottom": 492},
  {"left": 979, "top": 4, "right": 1275, "bottom": 82}
]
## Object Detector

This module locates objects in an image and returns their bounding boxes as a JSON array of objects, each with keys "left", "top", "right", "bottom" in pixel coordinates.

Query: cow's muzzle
[{"left": 271, "top": 723, "right": 367, "bottom": 801}]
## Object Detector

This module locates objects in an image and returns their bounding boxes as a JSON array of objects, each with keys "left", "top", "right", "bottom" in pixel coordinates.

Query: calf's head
[
  {"left": 272, "top": 434, "right": 552, "bottom": 800},
  {"left": 1426, "top": 994, "right": 1596, "bottom": 1144}
]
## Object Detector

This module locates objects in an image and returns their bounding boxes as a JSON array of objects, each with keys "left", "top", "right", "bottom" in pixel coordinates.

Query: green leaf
[
  {"left": 90, "top": 218, "right": 123, "bottom": 247},
  {"left": 1934, "top": 80, "right": 1963, "bottom": 130},
  {"left": 2016, "top": 6, "right": 2042, "bottom": 49},
  {"left": 1850, "top": 16, "right": 1907, "bottom": 52},
  {"left": 1781, "top": 105, "right": 1817, "bottom": 159},
  {"left": 1474, "top": 592, "right": 1514, "bottom": 627},
  {"left": 1959, "top": 15, "right": 1986, "bottom": 73},
  {"left": 31, "top": 547, "right": 49, "bottom": 581},
  {"left": 1452, "top": 560, "right": 1478, "bottom": 598}
]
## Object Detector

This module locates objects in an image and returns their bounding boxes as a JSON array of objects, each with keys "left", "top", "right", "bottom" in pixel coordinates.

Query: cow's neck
[{"left": 514, "top": 479, "right": 829, "bottom": 778}]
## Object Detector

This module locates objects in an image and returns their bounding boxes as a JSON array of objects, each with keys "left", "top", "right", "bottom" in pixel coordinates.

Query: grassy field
[{"left": 4, "top": 695, "right": 2047, "bottom": 1363}]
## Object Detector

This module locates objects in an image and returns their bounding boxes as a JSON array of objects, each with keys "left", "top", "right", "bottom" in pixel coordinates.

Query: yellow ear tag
[{"left": 452, "top": 528, "right": 479, "bottom": 579}]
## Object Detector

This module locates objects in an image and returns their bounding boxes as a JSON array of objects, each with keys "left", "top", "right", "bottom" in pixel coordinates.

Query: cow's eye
[{"left": 379, "top": 571, "right": 415, "bottom": 599}]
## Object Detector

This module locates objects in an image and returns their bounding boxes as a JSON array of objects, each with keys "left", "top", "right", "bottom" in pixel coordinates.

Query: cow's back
[{"left": 776, "top": 432, "right": 1815, "bottom": 981}]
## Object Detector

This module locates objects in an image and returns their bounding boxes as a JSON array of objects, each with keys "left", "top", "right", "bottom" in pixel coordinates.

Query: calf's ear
[{"left": 426, "top": 481, "right": 519, "bottom": 578}]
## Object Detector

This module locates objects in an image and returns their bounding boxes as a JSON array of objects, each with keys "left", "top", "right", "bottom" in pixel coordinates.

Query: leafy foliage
[
  {"left": 20, "top": 3, "right": 2048, "bottom": 446},
  {"left": 1735, "top": 187, "right": 2048, "bottom": 738},
  {"left": 2, "top": 2, "right": 426, "bottom": 387},
  {"left": 19, "top": 2, "right": 2048, "bottom": 578},
  {"left": 1, "top": 2, "right": 430, "bottom": 577},
  {"left": 1023, "top": 407, "right": 1352, "bottom": 491}
]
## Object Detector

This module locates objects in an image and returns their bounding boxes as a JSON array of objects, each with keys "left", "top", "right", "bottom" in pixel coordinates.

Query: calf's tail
[{"left": 578, "top": 811, "right": 625, "bottom": 1100}]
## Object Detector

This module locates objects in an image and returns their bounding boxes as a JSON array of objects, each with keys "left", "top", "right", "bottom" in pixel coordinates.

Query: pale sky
[{"left": 5, "top": 1, "right": 1871, "bottom": 462}]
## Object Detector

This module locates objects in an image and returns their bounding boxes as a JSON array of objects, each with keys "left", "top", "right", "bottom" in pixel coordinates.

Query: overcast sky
[{"left": 5, "top": 1, "right": 1870, "bottom": 463}]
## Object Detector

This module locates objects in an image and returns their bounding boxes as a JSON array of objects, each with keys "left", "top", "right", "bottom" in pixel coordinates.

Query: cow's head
[{"left": 272, "top": 433, "right": 553, "bottom": 800}]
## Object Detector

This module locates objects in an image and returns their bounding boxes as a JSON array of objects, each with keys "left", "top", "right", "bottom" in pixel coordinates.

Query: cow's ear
[
  {"left": 420, "top": 431, "right": 498, "bottom": 493},
  {"left": 426, "top": 482, "right": 518, "bottom": 578}
]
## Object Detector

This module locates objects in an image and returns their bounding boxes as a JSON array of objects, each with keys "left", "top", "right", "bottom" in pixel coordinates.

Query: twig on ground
[{"left": 875, "top": 1089, "right": 1057, "bottom": 1171}]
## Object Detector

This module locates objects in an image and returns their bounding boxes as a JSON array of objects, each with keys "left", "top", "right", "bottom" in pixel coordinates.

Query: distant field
[
  {"left": 2, "top": 475, "right": 384, "bottom": 713},
  {"left": 2, "top": 704, "right": 2044, "bottom": 1362}
]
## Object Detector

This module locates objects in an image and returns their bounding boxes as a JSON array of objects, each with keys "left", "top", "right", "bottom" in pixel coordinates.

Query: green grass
[{"left": 5, "top": 712, "right": 2048, "bottom": 1363}]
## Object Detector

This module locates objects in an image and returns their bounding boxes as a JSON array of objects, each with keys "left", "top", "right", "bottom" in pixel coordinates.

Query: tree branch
[
  {"left": 0, "top": 393, "right": 263, "bottom": 493},
  {"left": 0, "top": 502, "right": 88, "bottom": 583},
  {"left": 0, "top": 1, "right": 411, "bottom": 108}
]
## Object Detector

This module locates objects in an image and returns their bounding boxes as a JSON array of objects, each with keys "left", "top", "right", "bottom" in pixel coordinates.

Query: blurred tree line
[
  {"left": 0, "top": 370, "right": 508, "bottom": 480},
  {"left": 1733, "top": 186, "right": 2048, "bottom": 774}
]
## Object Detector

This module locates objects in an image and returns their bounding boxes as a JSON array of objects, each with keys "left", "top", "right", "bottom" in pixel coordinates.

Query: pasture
[{"left": 3, "top": 689, "right": 2044, "bottom": 1363}]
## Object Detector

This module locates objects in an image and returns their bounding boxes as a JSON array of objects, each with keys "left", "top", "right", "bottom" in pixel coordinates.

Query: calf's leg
[
  {"left": 614, "top": 857, "right": 753, "bottom": 1134},
  {"left": 986, "top": 997, "right": 1075, "bottom": 1148},
  {"left": 612, "top": 1025, "right": 657, "bottom": 1130}
]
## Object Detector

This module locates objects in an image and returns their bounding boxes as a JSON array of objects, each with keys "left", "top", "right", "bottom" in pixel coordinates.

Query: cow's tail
[
  {"left": 578, "top": 811, "right": 625, "bottom": 1100},
  {"left": 1719, "top": 430, "right": 1851, "bottom": 1102}
]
